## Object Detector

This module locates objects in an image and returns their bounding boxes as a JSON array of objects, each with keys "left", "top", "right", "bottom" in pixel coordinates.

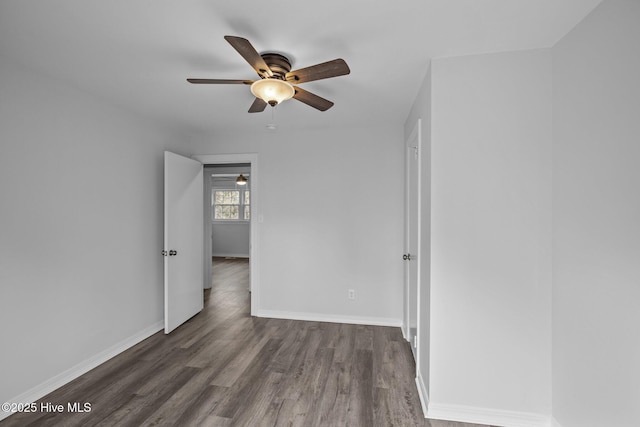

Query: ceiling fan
[{"left": 187, "top": 35, "right": 350, "bottom": 113}]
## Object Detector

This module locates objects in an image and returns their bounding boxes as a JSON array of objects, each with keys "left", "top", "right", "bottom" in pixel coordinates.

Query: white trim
[
  {"left": 0, "top": 321, "right": 163, "bottom": 422},
  {"left": 403, "top": 125, "right": 411, "bottom": 340},
  {"left": 203, "top": 165, "right": 214, "bottom": 290},
  {"left": 401, "top": 325, "right": 410, "bottom": 341},
  {"left": 193, "top": 153, "right": 259, "bottom": 316},
  {"left": 404, "top": 119, "right": 422, "bottom": 361},
  {"left": 414, "top": 119, "right": 423, "bottom": 369},
  {"left": 415, "top": 370, "right": 429, "bottom": 417},
  {"left": 212, "top": 253, "right": 250, "bottom": 259},
  {"left": 255, "top": 309, "right": 402, "bottom": 328},
  {"left": 427, "top": 403, "right": 551, "bottom": 427}
]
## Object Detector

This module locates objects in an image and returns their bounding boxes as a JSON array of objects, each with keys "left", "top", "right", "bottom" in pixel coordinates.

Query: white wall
[
  {"left": 190, "top": 125, "right": 405, "bottom": 325},
  {"left": 552, "top": 1, "right": 640, "bottom": 426},
  {"left": 212, "top": 222, "right": 250, "bottom": 257},
  {"left": 0, "top": 59, "right": 189, "bottom": 408},
  {"left": 428, "top": 49, "right": 553, "bottom": 424},
  {"left": 404, "top": 64, "right": 433, "bottom": 405}
]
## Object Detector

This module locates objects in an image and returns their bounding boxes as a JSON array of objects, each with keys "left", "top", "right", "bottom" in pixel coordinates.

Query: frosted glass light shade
[{"left": 250, "top": 79, "right": 295, "bottom": 106}]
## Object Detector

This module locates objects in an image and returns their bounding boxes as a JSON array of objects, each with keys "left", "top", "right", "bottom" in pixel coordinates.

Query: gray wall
[
  {"left": 552, "top": 1, "right": 640, "bottom": 426},
  {"left": 429, "top": 49, "right": 553, "bottom": 420},
  {"left": 212, "top": 222, "right": 250, "bottom": 257},
  {"left": 190, "top": 125, "right": 405, "bottom": 325},
  {"left": 0, "top": 59, "right": 189, "bottom": 406}
]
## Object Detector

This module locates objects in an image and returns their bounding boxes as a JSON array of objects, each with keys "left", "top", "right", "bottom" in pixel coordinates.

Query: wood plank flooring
[{"left": 1, "top": 258, "right": 491, "bottom": 427}]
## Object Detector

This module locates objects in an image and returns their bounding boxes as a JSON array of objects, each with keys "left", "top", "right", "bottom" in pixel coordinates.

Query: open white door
[
  {"left": 404, "top": 120, "right": 421, "bottom": 359},
  {"left": 164, "top": 151, "right": 203, "bottom": 334}
]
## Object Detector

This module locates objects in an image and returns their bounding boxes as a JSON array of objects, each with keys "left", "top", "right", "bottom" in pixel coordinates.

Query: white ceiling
[{"left": 0, "top": 0, "right": 601, "bottom": 134}]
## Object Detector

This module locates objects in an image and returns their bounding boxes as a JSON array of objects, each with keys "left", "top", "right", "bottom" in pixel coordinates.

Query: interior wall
[
  {"left": 0, "top": 58, "right": 189, "bottom": 407},
  {"left": 429, "top": 49, "right": 552, "bottom": 421},
  {"left": 190, "top": 125, "right": 405, "bottom": 325},
  {"left": 552, "top": 1, "right": 640, "bottom": 426},
  {"left": 404, "top": 64, "right": 432, "bottom": 403},
  {"left": 212, "top": 223, "right": 250, "bottom": 257}
]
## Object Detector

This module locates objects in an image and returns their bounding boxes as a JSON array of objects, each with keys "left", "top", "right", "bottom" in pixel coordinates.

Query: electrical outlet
[{"left": 348, "top": 289, "right": 355, "bottom": 300}]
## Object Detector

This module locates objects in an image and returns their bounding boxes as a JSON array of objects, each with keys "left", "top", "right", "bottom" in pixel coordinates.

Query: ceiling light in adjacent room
[{"left": 236, "top": 174, "right": 248, "bottom": 185}]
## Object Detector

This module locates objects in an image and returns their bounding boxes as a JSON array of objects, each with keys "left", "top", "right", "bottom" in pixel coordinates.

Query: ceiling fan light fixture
[
  {"left": 236, "top": 174, "right": 248, "bottom": 185},
  {"left": 250, "top": 78, "right": 295, "bottom": 106}
]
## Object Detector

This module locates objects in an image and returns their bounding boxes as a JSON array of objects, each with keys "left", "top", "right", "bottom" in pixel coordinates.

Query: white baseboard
[
  {"left": 0, "top": 321, "right": 163, "bottom": 422},
  {"left": 254, "top": 309, "right": 402, "bottom": 328},
  {"left": 402, "top": 324, "right": 410, "bottom": 341},
  {"left": 427, "top": 402, "right": 551, "bottom": 427},
  {"left": 212, "top": 253, "right": 249, "bottom": 258},
  {"left": 415, "top": 370, "right": 429, "bottom": 418}
]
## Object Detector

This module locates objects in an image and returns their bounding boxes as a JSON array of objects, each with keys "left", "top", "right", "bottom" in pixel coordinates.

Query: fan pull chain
[{"left": 266, "top": 105, "right": 278, "bottom": 131}]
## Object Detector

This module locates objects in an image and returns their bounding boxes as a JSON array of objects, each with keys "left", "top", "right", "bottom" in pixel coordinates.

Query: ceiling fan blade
[
  {"left": 248, "top": 97, "right": 268, "bottom": 113},
  {"left": 187, "top": 78, "right": 253, "bottom": 84},
  {"left": 292, "top": 86, "right": 334, "bottom": 111},
  {"left": 286, "top": 59, "right": 350, "bottom": 84},
  {"left": 224, "top": 35, "right": 273, "bottom": 78}
]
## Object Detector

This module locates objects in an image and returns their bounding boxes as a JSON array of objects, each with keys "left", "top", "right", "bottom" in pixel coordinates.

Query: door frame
[
  {"left": 193, "top": 153, "right": 259, "bottom": 315},
  {"left": 404, "top": 119, "right": 422, "bottom": 358}
]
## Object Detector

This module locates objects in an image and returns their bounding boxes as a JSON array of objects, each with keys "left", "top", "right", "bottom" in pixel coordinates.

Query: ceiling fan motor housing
[
  {"left": 260, "top": 53, "right": 292, "bottom": 79},
  {"left": 253, "top": 53, "right": 295, "bottom": 106}
]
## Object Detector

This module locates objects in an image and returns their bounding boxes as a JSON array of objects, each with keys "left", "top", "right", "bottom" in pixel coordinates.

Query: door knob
[
  {"left": 169, "top": 250, "right": 177, "bottom": 256},
  {"left": 403, "top": 253, "right": 411, "bottom": 261}
]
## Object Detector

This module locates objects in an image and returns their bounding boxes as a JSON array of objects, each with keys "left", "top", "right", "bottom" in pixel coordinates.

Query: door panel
[
  {"left": 405, "top": 120, "right": 421, "bottom": 359},
  {"left": 164, "top": 151, "right": 203, "bottom": 334}
]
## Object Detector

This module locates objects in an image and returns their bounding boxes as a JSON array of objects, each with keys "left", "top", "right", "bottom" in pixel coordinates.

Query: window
[
  {"left": 213, "top": 189, "right": 250, "bottom": 221},
  {"left": 243, "top": 190, "right": 250, "bottom": 220}
]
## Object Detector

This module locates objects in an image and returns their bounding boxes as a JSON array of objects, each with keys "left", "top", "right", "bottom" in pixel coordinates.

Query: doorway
[
  {"left": 205, "top": 164, "right": 251, "bottom": 299},
  {"left": 194, "top": 153, "right": 259, "bottom": 316}
]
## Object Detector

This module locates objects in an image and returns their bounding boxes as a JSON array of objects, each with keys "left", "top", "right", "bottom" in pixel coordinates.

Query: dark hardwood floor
[{"left": 1, "top": 258, "right": 489, "bottom": 427}]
